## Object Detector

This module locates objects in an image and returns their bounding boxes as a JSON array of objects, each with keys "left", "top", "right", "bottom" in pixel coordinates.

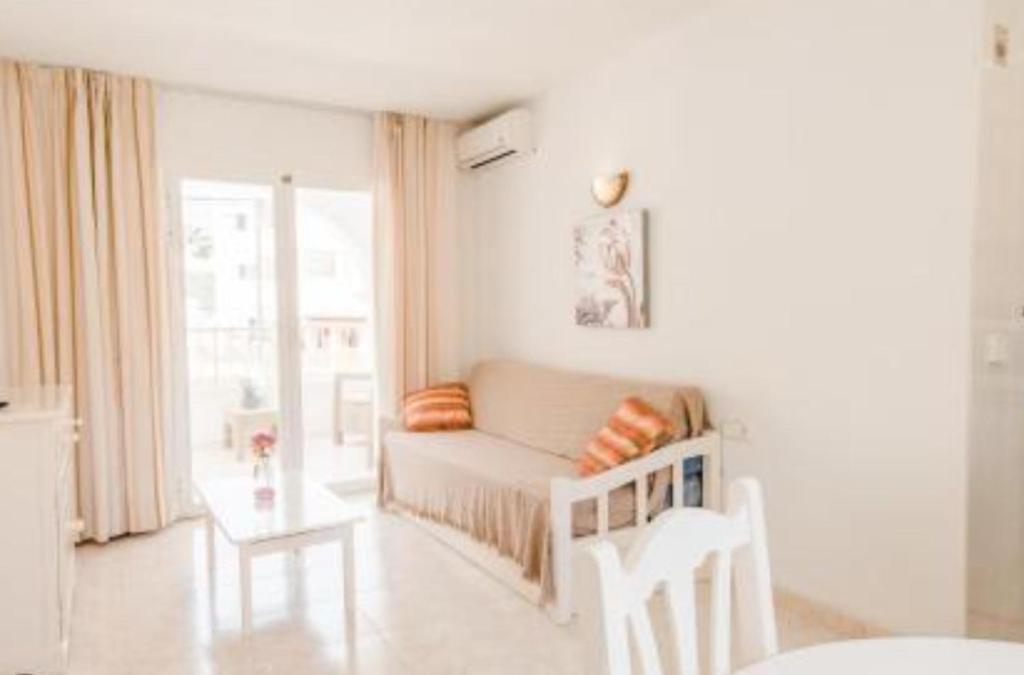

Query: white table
[
  {"left": 197, "top": 472, "right": 365, "bottom": 633},
  {"left": 735, "top": 638, "right": 1024, "bottom": 675}
]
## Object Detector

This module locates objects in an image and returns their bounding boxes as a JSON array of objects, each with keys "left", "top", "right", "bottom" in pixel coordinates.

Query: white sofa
[{"left": 379, "top": 359, "right": 721, "bottom": 622}]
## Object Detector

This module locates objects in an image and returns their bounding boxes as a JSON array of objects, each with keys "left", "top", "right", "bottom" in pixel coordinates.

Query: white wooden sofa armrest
[
  {"left": 548, "top": 431, "right": 722, "bottom": 624},
  {"left": 551, "top": 431, "right": 722, "bottom": 515}
]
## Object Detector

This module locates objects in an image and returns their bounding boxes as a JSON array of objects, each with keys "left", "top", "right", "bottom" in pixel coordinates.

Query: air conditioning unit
[{"left": 456, "top": 108, "right": 532, "bottom": 170}]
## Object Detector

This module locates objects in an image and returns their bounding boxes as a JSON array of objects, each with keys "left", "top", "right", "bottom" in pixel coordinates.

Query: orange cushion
[
  {"left": 403, "top": 382, "right": 473, "bottom": 431},
  {"left": 577, "top": 397, "right": 675, "bottom": 476}
]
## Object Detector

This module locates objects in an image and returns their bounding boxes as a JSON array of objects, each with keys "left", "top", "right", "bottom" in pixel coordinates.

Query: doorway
[
  {"left": 178, "top": 178, "right": 374, "bottom": 487},
  {"left": 294, "top": 187, "right": 374, "bottom": 482}
]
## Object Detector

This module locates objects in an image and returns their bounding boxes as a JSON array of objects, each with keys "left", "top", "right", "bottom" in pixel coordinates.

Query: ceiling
[{"left": 0, "top": 0, "right": 700, "bottom": 120}]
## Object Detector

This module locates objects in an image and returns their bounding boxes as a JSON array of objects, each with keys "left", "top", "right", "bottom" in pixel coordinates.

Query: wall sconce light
[{"left": 591, "top": 171, "right": 629, "bottom": 208}]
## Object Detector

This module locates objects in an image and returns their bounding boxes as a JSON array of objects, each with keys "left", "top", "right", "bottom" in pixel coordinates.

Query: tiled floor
[{"left": 70, "top": 495, "right": 851, "bottom": 674}]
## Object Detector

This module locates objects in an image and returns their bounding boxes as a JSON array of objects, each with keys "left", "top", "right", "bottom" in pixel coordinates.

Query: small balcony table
[{"left": 197, "top": 472, "right": 365, "bottom": 633}]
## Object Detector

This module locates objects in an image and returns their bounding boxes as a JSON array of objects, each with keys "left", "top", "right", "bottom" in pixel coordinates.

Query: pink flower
[
  {"left": 250, "top": 429, "right": 276, "bottom": 460},
  {"left": 251, "top": 430, "right": 275, "bottom": 446}
]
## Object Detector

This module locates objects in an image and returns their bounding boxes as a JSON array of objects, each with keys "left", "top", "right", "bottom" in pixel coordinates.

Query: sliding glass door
[
  {"left": 178, "top": 178, "right": 373, "bottom": 487},
  {"left": 295, "top": 189, "right": 375, "bottom": 482},
  {"left": 181, "top": 180, "right": 280, "bottom": 480}
]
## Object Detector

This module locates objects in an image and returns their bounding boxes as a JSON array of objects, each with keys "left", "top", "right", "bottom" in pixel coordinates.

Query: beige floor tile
[{"left": 69, "top": 496, "right": 851, "bottom": 674}]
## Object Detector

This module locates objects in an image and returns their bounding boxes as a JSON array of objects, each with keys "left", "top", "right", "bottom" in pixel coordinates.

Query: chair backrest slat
[
  {"left": 584, "top": 478, "right": 777, "bottom": 675},
  {"left": 664, "top": 580, "right": 699, "bottom": 675},
  {"left": 710, "top": 549, "right": 733, "bottom": 675},
  {"left": 630, "top": 606, "right": 666, "bottom": 675}
]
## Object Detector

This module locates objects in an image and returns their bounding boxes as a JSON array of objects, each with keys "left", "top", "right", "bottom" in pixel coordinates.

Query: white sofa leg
[
  {"left": 551, "top": 478, "right": 573, "bottom": 624},
  {"left": 552, "top": 553, "right": 572, "bottom": 624}
]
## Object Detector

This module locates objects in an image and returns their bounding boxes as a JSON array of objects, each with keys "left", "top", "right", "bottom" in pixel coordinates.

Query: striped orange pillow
[
  {"left": 403, "top": 382, "right": 473, "bottom": 432},
  {"left": 577, "top": 397, "right": 676, "bottom": 476}
]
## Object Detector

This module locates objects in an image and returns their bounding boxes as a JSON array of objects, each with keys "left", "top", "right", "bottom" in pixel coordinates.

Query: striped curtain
[
  {"left": 372, "top": 112, "right": 460, "bottom": 418},
  {"left": 0, "top": 60, "right": 172, "bottom": 542}
]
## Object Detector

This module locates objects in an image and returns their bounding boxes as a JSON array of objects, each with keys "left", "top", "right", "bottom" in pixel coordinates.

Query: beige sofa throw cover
[
  {"left": 468, "top": 360, "right": 709, "bottom": 461},
  {"left": 380, "top": 360, "right": 711, "bottom": 599}
]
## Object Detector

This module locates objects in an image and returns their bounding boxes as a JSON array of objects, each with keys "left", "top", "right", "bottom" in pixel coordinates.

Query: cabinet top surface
[{"left": 0, "top": 386, "right": 71, "bottom": 423}]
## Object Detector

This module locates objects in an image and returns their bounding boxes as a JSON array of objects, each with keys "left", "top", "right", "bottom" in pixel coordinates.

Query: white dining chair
[{"left": 583, "top": 478, "right": 778, "bottom": 675}]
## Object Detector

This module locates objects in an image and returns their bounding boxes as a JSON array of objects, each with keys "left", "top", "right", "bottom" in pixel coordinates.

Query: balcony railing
[{"left": 186, "top": 317, "right": 371, "bottom": 386}]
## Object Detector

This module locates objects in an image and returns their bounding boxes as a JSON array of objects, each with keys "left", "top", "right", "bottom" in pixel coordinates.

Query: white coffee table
[{"left": 197, "top": 472, "right": 365, "bottom": 633}]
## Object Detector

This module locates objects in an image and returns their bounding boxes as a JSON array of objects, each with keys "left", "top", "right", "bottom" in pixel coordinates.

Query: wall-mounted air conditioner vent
[{"left": 456, "top": 109, "right": 532, "bottom": 170}]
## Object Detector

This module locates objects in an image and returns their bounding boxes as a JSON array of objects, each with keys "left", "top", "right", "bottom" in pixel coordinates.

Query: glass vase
[{"left": 253, "top": 455, "right": 276, "bottom": 503}]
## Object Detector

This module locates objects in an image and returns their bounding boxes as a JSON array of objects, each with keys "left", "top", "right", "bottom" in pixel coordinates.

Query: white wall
[
  {"left": 967, "top": 0, "right": 1024, "bottom": 633},
  {"left": 462, "top": 0, "right": 981, "bottom": 633},
  {"left": 157, "top": 88, "right": 372, "bottom": 189}
]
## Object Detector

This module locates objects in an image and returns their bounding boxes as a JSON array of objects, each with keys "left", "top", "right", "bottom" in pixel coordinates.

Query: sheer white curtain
[
  {"left": 372, "top": 112, "right": 459, "bottom": 419},
  {"left": 0, "top": 60, "right": 174, "bottom": 542}
]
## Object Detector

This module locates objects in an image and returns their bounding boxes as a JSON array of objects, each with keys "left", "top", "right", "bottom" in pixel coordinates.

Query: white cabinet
[{"left": 0, "top": 387, "right": 78, "bottom": 675}]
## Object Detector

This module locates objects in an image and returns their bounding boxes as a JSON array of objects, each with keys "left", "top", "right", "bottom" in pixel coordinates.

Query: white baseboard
[{"left": 774, "top": 587, "right": 890, "bottom": 638}]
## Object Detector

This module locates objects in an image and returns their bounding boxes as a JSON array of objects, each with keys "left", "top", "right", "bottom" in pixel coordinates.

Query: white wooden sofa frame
[
  {"left": 381, "top": 421, "right": 723, "bottom": 625},
  {"left": 550, "top": 432, "right": 722, "bottom": 623}
]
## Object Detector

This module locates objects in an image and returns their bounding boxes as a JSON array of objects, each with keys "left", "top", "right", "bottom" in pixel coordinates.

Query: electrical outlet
[
  {"left": 1012, "top": 303, "right": 1024, "bottom": 326},
  {"left": 720, "top": 418, "right": 748, "bottom": 441}
]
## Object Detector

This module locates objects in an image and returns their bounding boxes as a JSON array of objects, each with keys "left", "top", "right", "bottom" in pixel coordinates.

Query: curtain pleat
[
  {"left": 372, "top": 112, "right": 458, "bottom": 418},
  {"left": 0, "top": 60, "right": 171, "bottom": 542}
]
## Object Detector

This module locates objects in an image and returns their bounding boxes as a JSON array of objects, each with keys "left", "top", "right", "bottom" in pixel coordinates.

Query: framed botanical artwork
[{"left": 573, "top": 209, "right": 648, "bottom": 328}]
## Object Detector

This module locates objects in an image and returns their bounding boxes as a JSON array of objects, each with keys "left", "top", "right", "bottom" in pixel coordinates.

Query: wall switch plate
[
  {"left": 985, "top": 332, "right": 1009, "bottom": 366},
  {"left": 720, "top": 417, "right": 748, "bottom": 441}
]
